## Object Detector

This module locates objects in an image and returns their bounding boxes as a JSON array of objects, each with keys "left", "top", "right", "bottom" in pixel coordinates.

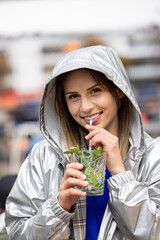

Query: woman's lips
[{"left": 83, "top": 113, "right": 102, "bottom": 125}]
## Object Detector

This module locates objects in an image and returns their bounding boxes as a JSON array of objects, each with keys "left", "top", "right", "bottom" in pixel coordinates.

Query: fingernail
[
  {"left": 81, "top": 174, "right": 86, "bottom": 180},
  {"left": 83, "top": 181, "right": 88, "bottom": 186},
  {"left": 77, "top": 163, "right": 83, "bottom": 168}
]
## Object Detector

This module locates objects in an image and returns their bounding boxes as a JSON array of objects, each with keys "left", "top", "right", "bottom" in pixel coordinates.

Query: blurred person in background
[
  {"left": 0, "top": 175, "right": 17, "bottom": 240},
  {"left": 25, "top": 135, "right": 43, "bottom": 159},
  {"left": 5, "top": 46, "right": 160, "bottom": 239}
]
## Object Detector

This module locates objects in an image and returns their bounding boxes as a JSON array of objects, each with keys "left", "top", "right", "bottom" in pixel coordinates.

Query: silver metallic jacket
[{"left": 6, "top": 46, "right": 160, "bottom": 239}]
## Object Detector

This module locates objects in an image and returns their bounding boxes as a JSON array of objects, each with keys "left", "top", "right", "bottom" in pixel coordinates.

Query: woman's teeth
[{"left": 84, "top": 113, "right": 100, "bottom": 120}]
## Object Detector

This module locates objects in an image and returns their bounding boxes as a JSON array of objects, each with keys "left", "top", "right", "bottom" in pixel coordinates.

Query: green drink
[{"left": 64, "top": 146, "right": 106, "bottom": 196}]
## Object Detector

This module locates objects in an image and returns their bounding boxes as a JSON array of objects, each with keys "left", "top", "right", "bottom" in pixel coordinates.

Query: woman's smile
[
  {"left": 82, "top": 112, "right": 103, "bottom": 125},
  {"left": 64, "top": 68, "right": 119, "bottom": 135}
]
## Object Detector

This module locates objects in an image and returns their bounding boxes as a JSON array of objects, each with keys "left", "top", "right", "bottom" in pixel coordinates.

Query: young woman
[{"left": 6, "top": 45, "right": 160, "bottom": 239}]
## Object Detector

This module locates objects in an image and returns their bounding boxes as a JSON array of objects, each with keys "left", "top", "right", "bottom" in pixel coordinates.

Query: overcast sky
[{"left": 0, "top": 0, "right": 160, "bottom": 36}]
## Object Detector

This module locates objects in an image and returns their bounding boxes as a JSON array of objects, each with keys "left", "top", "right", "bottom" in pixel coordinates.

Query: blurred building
[{"left": 0, "top": 0, "right": 159, "bottom": 177}]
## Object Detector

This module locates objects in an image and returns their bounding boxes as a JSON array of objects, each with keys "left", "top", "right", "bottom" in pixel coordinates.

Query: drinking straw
[{"left": 89, "top": 119, "right": 92, "bottom": 151}]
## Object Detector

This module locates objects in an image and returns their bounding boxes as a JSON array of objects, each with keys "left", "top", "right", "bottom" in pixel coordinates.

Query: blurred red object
[
  {"left": 141, "top": 112, "right": 149, "bottom": 125},
  {"left": 0, "top": 88, "right": 43, "bottom": 110}
]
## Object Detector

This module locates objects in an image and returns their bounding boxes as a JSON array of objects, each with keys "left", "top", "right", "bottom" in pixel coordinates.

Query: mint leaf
[
  {"left": 63, "top": 151, "right": 73, "bottom": 154},
  {"left": 70, "top": 145, "right": 81, "bottom": 155}
]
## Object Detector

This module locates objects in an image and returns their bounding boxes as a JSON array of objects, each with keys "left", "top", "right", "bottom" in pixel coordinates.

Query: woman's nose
[{"left": 80, "top": 97, "right": 93, "bottom": 113}]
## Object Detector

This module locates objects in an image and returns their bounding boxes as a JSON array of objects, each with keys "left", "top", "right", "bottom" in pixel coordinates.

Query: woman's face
[{"left": 63, "top": 69, "right": 119, "bottom": 136}]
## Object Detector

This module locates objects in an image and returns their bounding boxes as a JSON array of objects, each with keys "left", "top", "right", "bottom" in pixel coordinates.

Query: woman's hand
[
  {"left": 85, "top": 125, "right": 126, "bottom": 176},
  {"left": 58, "top": 163, "right": 88, "bottom": 212}
]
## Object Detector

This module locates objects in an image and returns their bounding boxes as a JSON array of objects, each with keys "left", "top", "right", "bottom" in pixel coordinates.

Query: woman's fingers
[
  {"left": 61, "top": 163, "right": 87, "bottom": 190},
  {"left": 85, "top": 125, "right": 112, "bottom": 140},
  {"left": 66, "top": 162, "right": 84, "bottom": 170},
  {"left": 61, "top": 188, "right": 86, "bottom": 198},
  {"left": 85, "top": 125, "right": 118, "bottom": 148},
  {"left": 85, "top": 124, "right": 125, "bottom": 176},
  {"left": 60, "top": 176, "right": 88, "bottom": 191},
  {"left": 58, "top": 163, "right": 87, "bottom": 211},
  {"left": 62, "top": 163, "right": 86, "bottom": 183}
]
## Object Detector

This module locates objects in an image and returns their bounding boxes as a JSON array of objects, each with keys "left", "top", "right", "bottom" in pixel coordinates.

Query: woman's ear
[{"left": 116, "top": 88, "right": 125, "bottom": 99}]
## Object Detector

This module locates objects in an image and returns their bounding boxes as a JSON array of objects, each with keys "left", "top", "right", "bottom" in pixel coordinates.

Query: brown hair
[{"left": 54, "top": 68, "right": 133, "bottom": 159}]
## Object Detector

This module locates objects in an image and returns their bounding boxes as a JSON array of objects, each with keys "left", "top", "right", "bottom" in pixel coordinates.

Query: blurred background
[{"left": 0, "top": 0, "right": 160, "bottom": 177}]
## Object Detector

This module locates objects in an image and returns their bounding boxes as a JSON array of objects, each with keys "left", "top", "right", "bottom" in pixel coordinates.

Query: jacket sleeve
[
  {"left": 107, "top": 166, "right": 160, "bottom": 240},
  {"left": 5, "top": 144, "right": 74, "bottom": 240}
]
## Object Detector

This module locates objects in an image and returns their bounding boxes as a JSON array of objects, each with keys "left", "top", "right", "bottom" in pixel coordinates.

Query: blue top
[{"left": 86, "top": 167, "right": 111, "bottom": 240}]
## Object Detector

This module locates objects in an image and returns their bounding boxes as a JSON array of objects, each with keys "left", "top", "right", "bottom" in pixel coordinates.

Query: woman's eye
[
  {"left": 68, "top": 94, "right": 78, "bottom": 100},
  {"left": 91, "top": 88, "right": 101, "bottom": 94}
]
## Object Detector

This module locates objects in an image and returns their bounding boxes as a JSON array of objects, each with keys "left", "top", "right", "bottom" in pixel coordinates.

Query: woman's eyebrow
[
  {"left": 87, "top": 84, "right": 99, "bottom": 91},
  {"left": 65, "top": 84, "right": 100, "bottom": 95},
  {"left": 64, "top": 91, "right": 77, "bottom": 95}
]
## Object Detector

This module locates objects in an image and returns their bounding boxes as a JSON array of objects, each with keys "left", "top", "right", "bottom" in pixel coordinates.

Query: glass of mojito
[{"left": 73, "top": 147, "right": 106, "bottom": 196}]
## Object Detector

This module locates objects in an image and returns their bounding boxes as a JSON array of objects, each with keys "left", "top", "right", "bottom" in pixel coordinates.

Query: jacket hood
[{"left": 40, "top": 45, "right": 145, "bottom": 161}]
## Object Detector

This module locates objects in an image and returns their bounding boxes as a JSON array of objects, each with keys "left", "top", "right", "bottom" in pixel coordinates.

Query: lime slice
[{"left": 84, "top": 166, "right": 95, "bottom": 178}]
